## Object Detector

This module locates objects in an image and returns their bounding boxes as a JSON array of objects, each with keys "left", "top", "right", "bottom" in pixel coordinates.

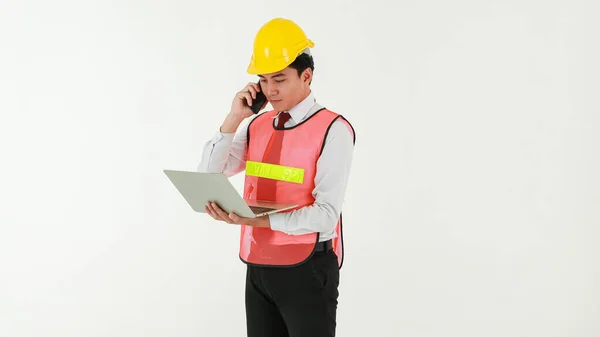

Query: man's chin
[{"left": 270, "top": 100, "right": 284, "bottom": 110}]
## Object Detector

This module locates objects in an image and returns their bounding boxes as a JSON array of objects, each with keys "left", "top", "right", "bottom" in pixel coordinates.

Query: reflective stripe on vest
[
  {"left": 245, "top": 160, "right": 305, "bottom": 184},
  {"left": 238, "top": 107, "right": 355, "bottom": 268}
]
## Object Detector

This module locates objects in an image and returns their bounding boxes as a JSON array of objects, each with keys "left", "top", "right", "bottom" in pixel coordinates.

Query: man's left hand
[{"left": 205, "top": 202, "right": 270, "bottom": 228}]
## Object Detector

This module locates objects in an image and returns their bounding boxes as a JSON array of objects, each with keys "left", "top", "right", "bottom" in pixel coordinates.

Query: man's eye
[{"left": 275, "top": 79, "right": 285, "bottom": 83}]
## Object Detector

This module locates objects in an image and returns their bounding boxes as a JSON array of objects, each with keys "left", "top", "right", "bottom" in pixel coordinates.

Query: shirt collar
[{"left": 275, "top": 91, "right": 316, "bottom": 123}]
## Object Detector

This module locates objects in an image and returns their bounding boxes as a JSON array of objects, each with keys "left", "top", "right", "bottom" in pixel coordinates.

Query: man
[{"left": 197, "top": 17, "right": 355, "bottom": 337}]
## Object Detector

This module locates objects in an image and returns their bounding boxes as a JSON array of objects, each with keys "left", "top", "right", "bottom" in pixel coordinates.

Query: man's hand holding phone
[{"left": 221, "top": 82, "right": 268, "bottom": 133}]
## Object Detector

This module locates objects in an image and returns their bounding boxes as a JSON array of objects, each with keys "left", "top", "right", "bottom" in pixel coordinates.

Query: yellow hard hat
[{"left": 247, "top": 18, "right": 314, "bottom": 75}]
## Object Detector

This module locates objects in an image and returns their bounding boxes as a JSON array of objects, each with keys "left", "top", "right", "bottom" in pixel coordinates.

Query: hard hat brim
[{"left": 247, "top": 40, "right": 314, "bottom": 75}]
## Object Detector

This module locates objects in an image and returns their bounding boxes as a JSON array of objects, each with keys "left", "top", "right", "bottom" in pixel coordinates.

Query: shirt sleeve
[
  {"left": 197, "top": 116, "right": 255, "bottom": 177},
  {"left": 268, "top": 118, "right": 355, "bottom": 235}
]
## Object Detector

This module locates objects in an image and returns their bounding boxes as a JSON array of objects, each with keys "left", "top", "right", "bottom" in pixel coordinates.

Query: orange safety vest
[{"left": 239, "top": 107, "right": 355, "bottom": 268}]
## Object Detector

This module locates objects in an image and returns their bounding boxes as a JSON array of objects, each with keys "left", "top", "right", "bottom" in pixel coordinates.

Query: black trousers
[{"left": 245, "top": 249, "right": 340, "bottom": 337}]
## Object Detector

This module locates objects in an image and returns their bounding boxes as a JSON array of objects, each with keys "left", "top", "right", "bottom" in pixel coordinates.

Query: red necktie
[{"left": 255, "top": 112, "right": 291, "bottom": 202}]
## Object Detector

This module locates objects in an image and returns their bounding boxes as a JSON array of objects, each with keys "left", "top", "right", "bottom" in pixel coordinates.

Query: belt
[{"left": 315, "top": 239, "right": 333, "bottom": 252}]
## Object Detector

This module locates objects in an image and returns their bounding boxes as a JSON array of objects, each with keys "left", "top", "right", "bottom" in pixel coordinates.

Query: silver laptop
[{"left": 163, "top": 169, "right": 299, "bottom": 218}]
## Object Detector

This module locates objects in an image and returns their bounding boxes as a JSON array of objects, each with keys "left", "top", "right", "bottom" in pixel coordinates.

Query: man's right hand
[{"left": 220, "top": 82, "right": 265, "bottom": 133}]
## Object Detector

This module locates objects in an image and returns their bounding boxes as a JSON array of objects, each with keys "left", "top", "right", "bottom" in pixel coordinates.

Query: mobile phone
[{"left": 249, "top": 81, "right": 267, "bottom": 114}]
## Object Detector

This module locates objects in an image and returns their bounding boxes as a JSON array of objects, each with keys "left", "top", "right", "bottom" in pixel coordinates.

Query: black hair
[{"left": 288, "top": 53, "right": 314, "bottom": 84}]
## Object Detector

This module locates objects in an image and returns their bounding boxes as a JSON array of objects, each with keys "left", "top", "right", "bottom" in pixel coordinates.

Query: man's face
[{"left": 258, "top": 66, "right": 311, "bottom": 112}]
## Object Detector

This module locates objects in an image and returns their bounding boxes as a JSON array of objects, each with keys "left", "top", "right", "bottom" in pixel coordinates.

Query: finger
[
  {"left": 237, "top": 91, "right": 252, "bottom": 106},
  {"left": 208, "top": 204, "right": 225, "bottom": 222},
  {"left": 208, "top": 203, "right": 223, "bottom": 221},
  {"left": 228, "top": 213, "right": 244, "bottom": 224},
  {"left": 248, "top": 82, "right": 260, "bottom": 93},
  {"left": 212, "top": 202, "right": 233, "bottom": 223},
  {"left": 246, "top": 84, "right": 257, "bottom": 99},
  {"left": 230, "top": 213, "right": 254, "bottom": 226},
  {"left": 205, "top": 203, "right": 218, "bottom": 220}
]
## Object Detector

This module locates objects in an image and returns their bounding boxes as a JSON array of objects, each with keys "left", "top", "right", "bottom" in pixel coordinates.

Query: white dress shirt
[{"left": 197, "top": 91, "right": 354, "bottom": 242}]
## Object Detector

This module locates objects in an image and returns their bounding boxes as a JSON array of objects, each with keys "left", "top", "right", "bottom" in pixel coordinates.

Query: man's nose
[{"left": 267, "top": 86, "right": 278, "bottom": 97}]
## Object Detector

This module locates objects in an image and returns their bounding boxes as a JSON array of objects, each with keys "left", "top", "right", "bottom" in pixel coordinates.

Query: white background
[{"left": 1, "top": 0, "right": 599, "bottom": 336}]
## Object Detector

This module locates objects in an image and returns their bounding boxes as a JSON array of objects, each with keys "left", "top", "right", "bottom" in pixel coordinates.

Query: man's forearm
[
  {"left": 253, "top": 215, "right": 271, "bottom": 228},
  {"left": 220, "top": 114, "right": 244, "bottom": 133}
]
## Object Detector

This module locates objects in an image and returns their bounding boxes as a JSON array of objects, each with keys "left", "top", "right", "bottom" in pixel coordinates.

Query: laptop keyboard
[{"left": 249, "top": 206, "right": 276, "bottom": 214}]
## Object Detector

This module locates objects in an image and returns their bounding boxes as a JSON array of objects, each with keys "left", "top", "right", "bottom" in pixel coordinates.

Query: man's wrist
[
  {"left": 220, "top": 114, "right": 244, "bottom": 133},
  {"left": 255, "top": 215, "right": 271, "bottom": 228}
]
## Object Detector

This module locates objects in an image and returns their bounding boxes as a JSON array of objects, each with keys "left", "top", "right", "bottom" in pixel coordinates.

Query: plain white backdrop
[{"left": 1, "top": 0, "right": 598, "bottom": 336}]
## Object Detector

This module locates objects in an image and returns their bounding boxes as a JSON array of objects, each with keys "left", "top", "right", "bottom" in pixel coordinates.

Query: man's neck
[{"left": 287, "top": 90, "right": 311, "bottom": 110}]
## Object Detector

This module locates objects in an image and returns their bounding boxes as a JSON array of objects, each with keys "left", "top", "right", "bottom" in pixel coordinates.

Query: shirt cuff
[
  {"left": 208, "top": 131, "right": 234, "bottom": 150},
  {"left": 268, "top": 213, "right": 288, "bottom": 233},
  {"left": 214, "top": 131, "right": 233, "bottom": 142}
]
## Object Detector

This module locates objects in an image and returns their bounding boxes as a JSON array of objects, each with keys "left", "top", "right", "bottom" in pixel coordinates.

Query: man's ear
[{"left": 302, "top": 68, "right": 312, "bottom": 84}]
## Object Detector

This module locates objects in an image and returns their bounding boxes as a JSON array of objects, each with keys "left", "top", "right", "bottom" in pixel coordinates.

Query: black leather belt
[{"left": 315, "top": 239, "right": 333, "bottom": 252}]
